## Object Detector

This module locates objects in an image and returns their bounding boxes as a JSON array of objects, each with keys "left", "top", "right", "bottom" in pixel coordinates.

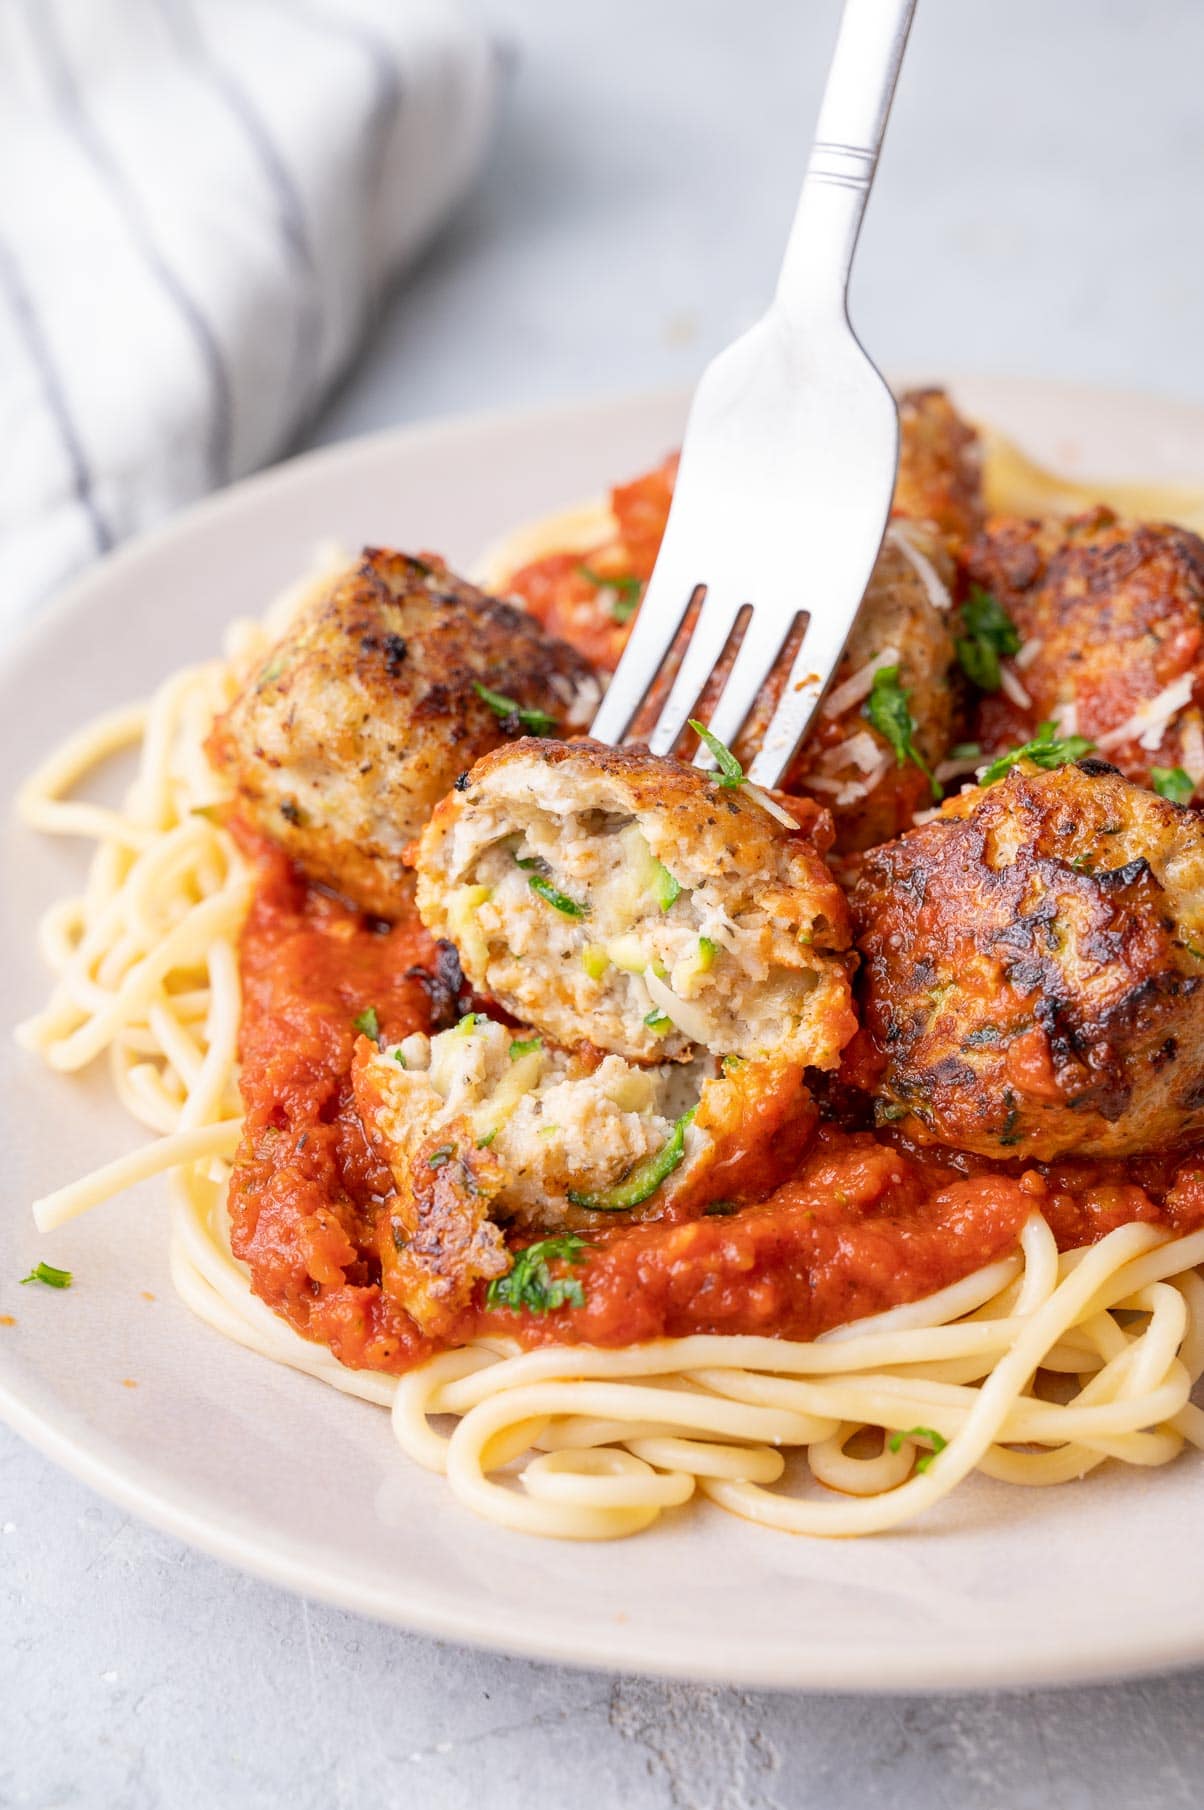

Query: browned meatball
[
  {"left": 963, "top": 508, "right": 1204, "bottom": 795},
  {"left": 850, "top": 759, "right": 1204, "bottom": 1161},
  {"left": 895, "top": 386, "right": 985, "bottom": 548},
  {"left": 208, "top": 549, "right": 600, "bottom": 916}
]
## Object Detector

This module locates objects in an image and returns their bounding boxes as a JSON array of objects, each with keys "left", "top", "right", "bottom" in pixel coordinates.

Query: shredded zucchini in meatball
[
  {"left": 351, "top": 1013, "right": 818, "bottom": 1331},
  {"left": 416, "top": 739, "right": 856, "bottom": 1069},
  {"left": 358, "top": 1016, "right": 703, "bottom": 1230}
]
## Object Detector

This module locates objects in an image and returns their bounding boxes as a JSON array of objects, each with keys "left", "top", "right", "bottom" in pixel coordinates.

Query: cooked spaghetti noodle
[{"left": 16, "top": 446, "right": 1204, "bottom": 1542}]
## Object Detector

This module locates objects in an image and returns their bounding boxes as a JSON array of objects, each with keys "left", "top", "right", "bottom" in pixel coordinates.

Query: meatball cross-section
[
  {"left": 414, "top": 738, "right": 857, "bottom": 1071},
  {"left": 851, "top": 759, "right": 1204, "bottom": 1160},
  {"left": 351, "top": 1015, "right": 817, "bottom": 1334}
]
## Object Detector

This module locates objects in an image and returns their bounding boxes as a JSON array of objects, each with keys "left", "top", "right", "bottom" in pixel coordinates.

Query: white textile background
[{"left": 0, "top": 0, "right": 495, "bottom": 625}]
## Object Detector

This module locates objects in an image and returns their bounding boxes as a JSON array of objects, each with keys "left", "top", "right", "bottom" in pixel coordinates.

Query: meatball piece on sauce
[
  {"left": 352, "top": 1017, "right": 815, "bottom": 1335},
  {"left": 414, "top": 738, "right": 857, "bottom": 1071},
  {"left": 208, "top": 549, "right": 600, "bottom": 918},
  {"left": 963, "top": 508, "right": 1204, "bottom": 795},
  {"left": 850, "top": 759, "right": 1204, "bottom": 1161}
]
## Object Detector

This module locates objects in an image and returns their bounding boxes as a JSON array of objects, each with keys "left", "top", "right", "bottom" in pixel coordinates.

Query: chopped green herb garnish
[
  {"left": 950, "top": 740, "right": 982, "bottom": 761},
  {"left": 472, "top": 681, "right": 557, "bottom": 737},
  {"left": 887, "top": 1425, "right": 948, "bottom": 1473},
  {"left": 527, "top": 872, "right": 589, "bottom": 917},
  {"left": 864, "top": 666, "right": 941, "bottom": 800},
  {"left": 955, "top": 588, "right": 1021, "bottom": 693},
  {"left": 704, "top": 1200, "right": 738, "bottom": 1217},
  {"left": 688, "top": 718, "right": 744, "bottom": 787},
  {"left": 352, "top": 1007, "right": 380, "bottom": 1040},
  {"left": 568, "top": 1109, "right": 694, "bottom": 1211},
  {"left": 486, "top": 1235, "right": 591, "bottom": 1315},
  {"left": 644, "top": 1009, "right": 672, "bottom": 1031},
  {"left": 874, "top": 1100, "right": 909, "bottom": 1124},
  {"left": 427, "top": 1145, "right": 455, "bottom": 1168},
  {"left": 578, "top": 565, "right": 643, "bottom": 624},
  {"left": 651, "top": 861, "right": 681, "bottom": 911},
  {"left": 1153, "top": 766, "right": 1195, "bottom": 805},
  {"left": 979, "top": 721, "right": 1096, "bottom": 785},
  {"left": 697, "top": 935, "right": 717, "bottom": 969},
  {"left": 476, "top": 1128, "right": 498, "bottom": 1148},
  {"left": 509, "top": 1036, "right": 542, "bottom": 1060},
  {"left": 393, "top": 1049, "right": 408, "bottom": 1067},
  {"left": 455, "top": 1012, "right": 485, "bottom": 1034},
  {"left": 1181, "top": 937, "right": 1204, "bottom": 962},
  {"left": 20, "top": 1261, "right": 72, "bottom": 1290}
]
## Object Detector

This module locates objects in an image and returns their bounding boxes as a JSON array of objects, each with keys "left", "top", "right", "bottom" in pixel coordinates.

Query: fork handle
[{"left": 775, "top": 0, "right": 916, "bottom": 318}]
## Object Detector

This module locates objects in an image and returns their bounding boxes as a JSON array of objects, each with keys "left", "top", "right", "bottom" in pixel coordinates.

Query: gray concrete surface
[{"left": 8, "top": 2, "right": 1204, "bottom": 1804}]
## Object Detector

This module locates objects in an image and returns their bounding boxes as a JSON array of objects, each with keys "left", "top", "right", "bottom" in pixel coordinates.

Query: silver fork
[{"left": 590, "top": 0, "right": 916, "bottom": 788}]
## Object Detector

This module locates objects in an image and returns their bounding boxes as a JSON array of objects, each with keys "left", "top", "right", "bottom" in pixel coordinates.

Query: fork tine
[
  {"left": 588, "top": 569, "right": 697, "bottom": 745},
  {"left": 644, "top": 594, "right": 745, "bottom": 758},
  {"left": 696, "top": 607, "right": 801, "bottom": 761},
  {"left": 745, "top": 603, "right": 864, "bottom": 790}
]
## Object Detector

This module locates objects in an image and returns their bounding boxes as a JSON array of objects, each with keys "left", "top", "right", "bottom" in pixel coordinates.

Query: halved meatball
[
  {"left": 352, "top": 1016, "right": 815, "bottom": 1334},
  {"left": 963, "top": 508, "right": 1204, "bottom": 795},
  {"left": 208, "top": 549, "right": 600, "bottom": 917},
  {"left": 850, "top": 758, "right": 1204, "bottom": 1160},
  {"left": 414, "top": 739, "right": 856, "bottom": 1069}
]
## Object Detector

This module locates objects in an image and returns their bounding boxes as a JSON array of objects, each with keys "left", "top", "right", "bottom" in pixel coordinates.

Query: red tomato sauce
[
  {"left": 504, "top": 455, "right": 677, "bottom": 674},
  {"left": 225, "top": 838, "right": 1204, "bottom": 1376}
]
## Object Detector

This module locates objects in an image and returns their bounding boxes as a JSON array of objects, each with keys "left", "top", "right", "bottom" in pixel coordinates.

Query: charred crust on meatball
[{"left": 850, "top": 761, "right": 1204, "bottom": 1159}]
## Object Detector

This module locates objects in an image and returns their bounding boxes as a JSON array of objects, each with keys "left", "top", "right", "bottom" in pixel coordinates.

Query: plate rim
[{"left": 6, "top": 375, "right": 1204, "bottom": 1694}]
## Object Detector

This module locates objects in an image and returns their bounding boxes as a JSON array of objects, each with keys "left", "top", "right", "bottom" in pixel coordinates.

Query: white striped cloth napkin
[{"left": 0, "top": 0, "right": 497, "bottom": 627}]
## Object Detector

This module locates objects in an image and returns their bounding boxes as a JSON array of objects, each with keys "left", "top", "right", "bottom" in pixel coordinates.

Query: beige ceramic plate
[{"left": 2, "top": 379, "right": 1204, "bottom": 1691}]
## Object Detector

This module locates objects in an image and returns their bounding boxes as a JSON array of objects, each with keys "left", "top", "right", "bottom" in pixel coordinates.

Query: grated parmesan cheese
[
  {"left": 817, "top": 729, "right": 884, "bottom": 775},
  {"left": 821, "top": 647, "right": 901, "bottom": 721},
  {"left": 886, "top": 524, "right": 951, "bottom": 613},
  {"left": 1097, "top": 674, "right": 1195, "bottom": 753},
  {"left": 741, "top": 782, "right": 799, "bottom": 830},
  {"left": 935, "top": 751, "right": 984, "bottom": 785},
  {"left": 837, "top": 753, "right": 892, "bottom": 805},
  {"left": 999, "top": 668, "right": 1033, "bottom": 710},
  {"left": 644, "top": 969, "right": 713, "bottom": 1047},
  {"left": 1051, "top": 698, "right": 1079, "bottom": 739},
  {"left": 1014, "top": 637, "right": 1044, "bottom": 672}
]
